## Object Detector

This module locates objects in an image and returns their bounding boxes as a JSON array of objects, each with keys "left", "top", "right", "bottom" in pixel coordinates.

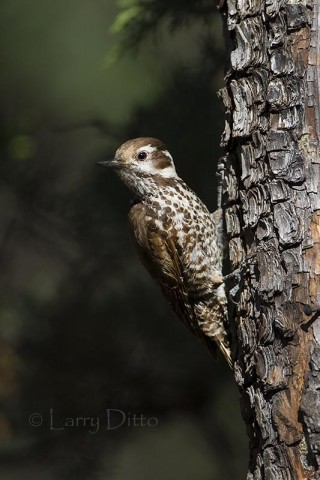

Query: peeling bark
[{"left": 219, "top": 0, "right": 320, "bottom": 477}]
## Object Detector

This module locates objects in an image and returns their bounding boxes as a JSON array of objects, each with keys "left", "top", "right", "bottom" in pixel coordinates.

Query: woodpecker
[{"left": 97, "top": 137, "right": 232, "bottom": 367}]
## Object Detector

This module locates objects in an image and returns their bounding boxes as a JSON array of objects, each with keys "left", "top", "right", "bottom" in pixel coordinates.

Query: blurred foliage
[
  {"left": 111, "top": 0, "right": 216, "bottom": 49},
  {"left": 108, "top": 0, "right": 219, "bottom": 64},
  {"left": 0, "top": 0, "right": 247, "bottom": 479}
]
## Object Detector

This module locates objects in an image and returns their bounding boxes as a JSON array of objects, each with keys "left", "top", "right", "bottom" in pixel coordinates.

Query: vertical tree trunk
[{"left": 219, "top": 0, "right": 320, "bottom": 477}]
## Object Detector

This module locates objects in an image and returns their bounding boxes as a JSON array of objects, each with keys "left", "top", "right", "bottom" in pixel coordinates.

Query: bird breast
[{"left": 146, "top": 183, "right": 221, "bottom": 270}]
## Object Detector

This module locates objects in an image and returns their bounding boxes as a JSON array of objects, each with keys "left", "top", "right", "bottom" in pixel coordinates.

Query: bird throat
[{"left": 116, "top": 168, "right": 178, "bottom": 202}]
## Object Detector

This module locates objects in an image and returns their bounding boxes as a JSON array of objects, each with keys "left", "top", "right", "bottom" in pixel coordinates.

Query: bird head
[{"left": 97, "top": 137, "right": 179, "bottom": 197}]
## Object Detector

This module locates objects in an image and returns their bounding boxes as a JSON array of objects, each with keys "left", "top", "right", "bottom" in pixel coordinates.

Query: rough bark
[{"left": 218, "top": 0, "right": 320, "bottom": 477}]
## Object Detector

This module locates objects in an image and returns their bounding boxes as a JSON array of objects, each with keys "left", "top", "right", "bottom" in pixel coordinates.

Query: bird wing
[{"left": 128, "top": 203, "right": 216, "bottom": 352}]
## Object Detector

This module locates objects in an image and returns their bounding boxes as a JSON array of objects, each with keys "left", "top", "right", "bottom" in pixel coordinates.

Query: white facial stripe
[
  {"left": 137, "top": 162, "right": 158, "bottom": 175},
  {"left": 159, "top": 165, "right": 177, "bottom": 178},
  {"left": 160, "top": 150, "right": 176, "bottom": 177},
  {"left": 137, "top": 144, "right": 157, "bottom": 154},
  {"left": 162, "top": 150, "right": 173, "bottom": 161},
  {"left": 137, "top": 161, "right": 177, "bottom": 178}
]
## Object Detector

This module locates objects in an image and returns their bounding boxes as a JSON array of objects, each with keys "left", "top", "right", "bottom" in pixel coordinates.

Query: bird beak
[{"left": 96, "top": 158, "right": 122, "bottom": 169}]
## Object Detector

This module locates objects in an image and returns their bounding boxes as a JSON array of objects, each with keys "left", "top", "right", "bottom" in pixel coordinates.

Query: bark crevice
[{"left": 219, "top": 0, "right": 320, "bottom": 476}]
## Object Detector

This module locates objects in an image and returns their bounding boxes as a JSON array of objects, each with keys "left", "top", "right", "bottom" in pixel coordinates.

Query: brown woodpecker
[{"left": 97, "top": 137, "right": 232, "bottom": 367}]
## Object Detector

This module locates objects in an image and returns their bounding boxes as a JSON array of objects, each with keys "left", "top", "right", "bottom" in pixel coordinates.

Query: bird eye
[{"left": 137, "top": 151, "right": 147, "bottom": 161}]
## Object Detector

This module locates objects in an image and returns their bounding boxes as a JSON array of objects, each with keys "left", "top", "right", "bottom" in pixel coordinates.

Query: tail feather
[{"left": 196, "top": 301, "right": 233, "bottom": 369}]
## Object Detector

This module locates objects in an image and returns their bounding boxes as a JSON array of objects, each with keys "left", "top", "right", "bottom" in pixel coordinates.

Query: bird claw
[
  {"left": 223, "top": 259, "right": 252, "bottom": 304},
  {"left": 223, "top": 268, "right": 241, "bottom": 283},
  {"left": 222, "top": 269, "right": 240, "bottom": 304}
]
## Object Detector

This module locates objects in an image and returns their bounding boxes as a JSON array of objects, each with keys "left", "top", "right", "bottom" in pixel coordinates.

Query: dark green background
[{"left": 0, "top": 1, "right": 247, "bottom": 478}]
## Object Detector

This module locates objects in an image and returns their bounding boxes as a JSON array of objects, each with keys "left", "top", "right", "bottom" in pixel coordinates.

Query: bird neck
[{"left": 117, "top": 169, "right": 184, "bottom": 202}]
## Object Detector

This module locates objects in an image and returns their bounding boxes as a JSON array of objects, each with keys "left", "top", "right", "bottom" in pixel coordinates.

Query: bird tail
[
  {"left": 196, "top": 301, "right": 232, "bottom": 369},
  {"left": 217, "top": 337, "right": 233, "bottom": 369}
]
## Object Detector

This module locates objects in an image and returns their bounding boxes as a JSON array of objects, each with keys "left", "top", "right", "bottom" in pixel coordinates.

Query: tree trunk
[{"left": 219, "top": 0, "right": 320, "bottom": 477}]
